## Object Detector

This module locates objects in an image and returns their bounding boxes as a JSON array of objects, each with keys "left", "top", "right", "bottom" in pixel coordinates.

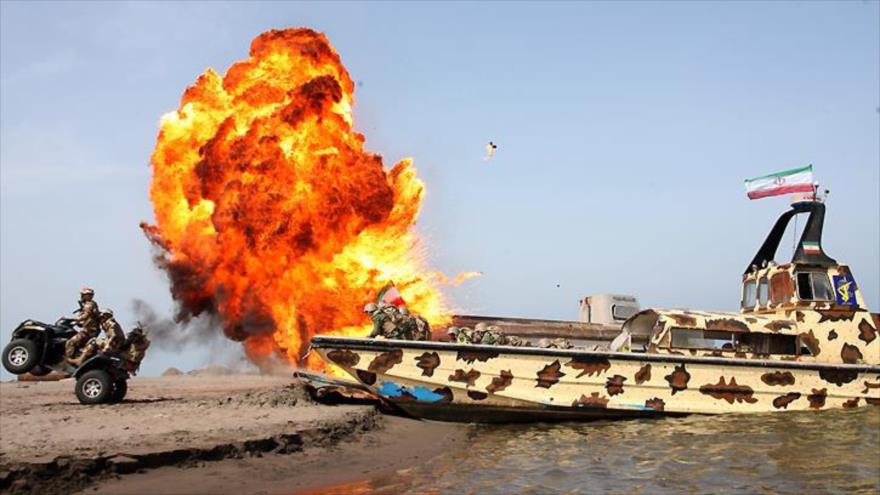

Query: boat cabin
[{"left": 619, "top": 200, "right": 879, "bottom": 365}]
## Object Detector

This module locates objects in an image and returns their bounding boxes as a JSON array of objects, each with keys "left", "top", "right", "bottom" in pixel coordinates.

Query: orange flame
[{"left": 143, "top": 28, "right": 456, "bottom": 373}]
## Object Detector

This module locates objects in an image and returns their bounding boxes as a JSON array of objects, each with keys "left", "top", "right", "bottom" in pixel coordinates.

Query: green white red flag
[
  {"left": 744, "top": 165, "right": 815, "bottom": 200},
  {"left": 802, "top": 241, "right": 821, "bottom": 254},
  {"left": 377, "top": 283, "right": 406, "bottom": 308}
]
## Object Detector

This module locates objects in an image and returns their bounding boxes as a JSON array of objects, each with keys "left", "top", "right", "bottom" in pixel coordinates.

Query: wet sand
[
  {"left": 0, "top": 374, "right": 380, "bottom": 494},
  {"left": 87, "top": 416, "right": 468, "bottom": 495}
]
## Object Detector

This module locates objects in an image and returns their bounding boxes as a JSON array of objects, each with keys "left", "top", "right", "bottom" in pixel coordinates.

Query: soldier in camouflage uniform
[
  {"left": 471, "top": 326, "right": 488, "bottom": 344},
  {"left": 413, "top": 315, "right": 431, "bottom": 341},
  {"left": 537, "top": 337, "right": 574, "bottom": 349},
  {"left": 99, "top": 309, "right": 125, "bottom": 353},
  {"left": 364, "top": 302, "right": 431, "bottom": 341},
  {"left": 365, "top": 303, "right": 383, "bottom": 338},
  {"left": 380, "top": 303, "right": 407, "bottom": 339},
  {"left": 365, "top": 302, "right": 402, "bottom": 339},
  {"left": 449, "top": 324, "right": 530, "bottom": 346},
  {"left": 65, "top": 287, "right": 101, "bottom": 362},
  {"left": 395, "top": 308, "right": 417, "bottom": 340},
  {"left": 396, "top": 308, "right": 431, "bottom": 341},
  {"left": 507, "top": 335, "right": 531, "bottom": 347},
  {"left": 121, "top": 325, "right": 150, "bottom": 365}
]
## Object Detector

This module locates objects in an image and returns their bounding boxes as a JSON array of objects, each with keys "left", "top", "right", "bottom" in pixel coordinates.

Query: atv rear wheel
[
  {"left": 2, "top": 338, "right": 42, "bottom": 374},
  {"left": 75, "top": 370, "right": 113, "bottom": 404},
  {"left": 110, "top": 379, "right": 128, "bottom": 403}
]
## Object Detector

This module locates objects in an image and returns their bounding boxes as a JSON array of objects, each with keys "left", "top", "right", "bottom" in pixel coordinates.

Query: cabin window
[
  {"left": 671, "top": 328, "right": 735, "bottom": 351},
  {"left": 742, "top": 280, "right": 756, "bottom": 308},
  {"left": 737, "top": 333, "right": 797, "bottom": 355},
  {"left": 796, "top": 271, "right": 833, "bottom": 301},
  {"left": 612, "top": 304, "right": 638, "bottom": 321},
  {"left": 758, "top": 277, "right": 769, "bottom": 306}
]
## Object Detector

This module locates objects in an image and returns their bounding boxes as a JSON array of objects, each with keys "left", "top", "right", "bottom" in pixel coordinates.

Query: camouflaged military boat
[{"left": 311, "top": 200, "right": 880, "bottom": 421}]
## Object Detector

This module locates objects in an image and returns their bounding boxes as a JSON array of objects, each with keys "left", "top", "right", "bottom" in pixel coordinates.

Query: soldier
[
  {"left": 380, "top": 303, "right": 404, "bottom": 339},
  {"left": 64, "top": 287, "right": 101, "bottom": 362},
  {"left": 99, "top": 309, "right": 125, "bottom": 353},
  {"left": 364, "top": 303, "right": 383, "bottom": 338},
  {"left": 446, "top": 326, "right": 461, "bottom": 342},
  {"left": 121, "top": 326, "right": 150, "bottom": 367},
  {"left": 396, "top": 307, "right": 417, "bottom": 340},
  {"left": 470, "top": 326, "right": 487, "bottom": 345},
  {"left": 552, "top": 338, "right": 574, "bottom": 349},
  {"left": 481, "top": 325, "right": 509, "bottom": 345},
  {"left": 365, "top": 302, "right": 401, "bottom": 339},
  {"left": 413, "top": 315, "right": 431, "bottom": 341},
  {"left": 479, "top": 331, "right": 498, "bottom": 345},
  {"left": 456, "top": 327, "right": 474, "bottom": 344},
  {"left": 68, "top": 338, "right": 99, "bottom": 366}
]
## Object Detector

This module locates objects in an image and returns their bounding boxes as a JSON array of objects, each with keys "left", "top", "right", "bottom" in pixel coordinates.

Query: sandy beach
[{"left": 0, "top": 373, "right": 385, "bottom": 494}]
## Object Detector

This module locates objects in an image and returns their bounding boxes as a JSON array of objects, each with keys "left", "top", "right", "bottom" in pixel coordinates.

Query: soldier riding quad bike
[{"left": 2, "top": 317, "right": 150, "bottom": 404}]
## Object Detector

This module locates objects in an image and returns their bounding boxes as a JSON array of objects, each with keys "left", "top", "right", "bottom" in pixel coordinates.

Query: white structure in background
[{"left": 578, "top": 294, "right": 640, "bottom": 326}]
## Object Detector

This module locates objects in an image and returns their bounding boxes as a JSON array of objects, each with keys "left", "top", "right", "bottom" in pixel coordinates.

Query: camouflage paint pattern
[{"left": 315, "top": 339, "right": 879, "bottom": 416}]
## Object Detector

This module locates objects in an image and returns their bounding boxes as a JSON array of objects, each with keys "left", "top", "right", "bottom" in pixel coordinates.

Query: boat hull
[{"left": 312, "top": 337, "right": 880, "bottom": 422}]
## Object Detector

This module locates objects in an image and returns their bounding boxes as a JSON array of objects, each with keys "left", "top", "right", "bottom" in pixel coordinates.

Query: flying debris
[{"left": 483, "top": 141, "right": 497, "bottom": 161}]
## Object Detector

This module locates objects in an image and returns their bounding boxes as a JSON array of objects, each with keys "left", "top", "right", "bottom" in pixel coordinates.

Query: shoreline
[
  {"left": 0, "top": 374, "right": 381, "bottom": 494},
  {"left": 87, "top": 416, "right": 469, "bottom": 495}
]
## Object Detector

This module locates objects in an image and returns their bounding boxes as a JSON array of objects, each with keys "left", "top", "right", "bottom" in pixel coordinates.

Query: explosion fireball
[{"left": 143, "top": 28, "right": 470, "bottom": 372}]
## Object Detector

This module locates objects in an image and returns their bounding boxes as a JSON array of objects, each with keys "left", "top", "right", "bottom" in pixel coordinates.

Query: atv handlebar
[{"left": 55, "top": 317, "right": 77, "bottom": 327}]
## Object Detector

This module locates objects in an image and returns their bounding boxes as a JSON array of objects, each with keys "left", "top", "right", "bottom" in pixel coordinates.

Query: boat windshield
[
  {"left": 758, "top": 277, "right": 769, "bottom": 306},
  {"left": 742, "top": 280, "right": 756, "bottom": 308},
  {"left": 796, "top": 271, "right": 833, "bottom": 301}
]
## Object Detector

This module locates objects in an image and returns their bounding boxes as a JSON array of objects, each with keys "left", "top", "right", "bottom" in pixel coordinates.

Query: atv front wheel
[
  {"left": 2, "top": 338, "right": 42, "bottom": 374},
  {"left": 110, "top": 379, "right": 128, "bottom": 403},
  {"left": 75, "top": 370, "right": 113, "bottom": 404}
]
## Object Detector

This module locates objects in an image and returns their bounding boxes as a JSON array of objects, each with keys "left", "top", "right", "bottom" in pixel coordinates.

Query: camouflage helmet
[
  {"left": 80, "top": 286, "right": 94, "bottom": 297},
  {"left": 474, "top": 322, "right": 488, "bottom": 332},
  {"left": 399, "top": 307, "right": 410, "bottom": 316},
  {"left": 446, "top": 326, "right": 460, "bottom": 335},
  {"left": 100, "top": 308, "right": 114, "bottom": 319},
  {"left": 363, "top": 302, "right": 378, "bottom": 313}
]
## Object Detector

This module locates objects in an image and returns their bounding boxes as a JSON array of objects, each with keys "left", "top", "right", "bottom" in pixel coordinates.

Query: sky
[{"left": 1, "top": 1, "right": 878, "bottom": 378}]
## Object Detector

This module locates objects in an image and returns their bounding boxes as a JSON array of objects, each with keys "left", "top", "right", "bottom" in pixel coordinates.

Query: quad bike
[{"left": 3, "top": 317, "right": 148, "bottom": 404}]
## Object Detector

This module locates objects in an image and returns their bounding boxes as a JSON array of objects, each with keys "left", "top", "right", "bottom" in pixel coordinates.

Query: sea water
[{"left": 311, "top": 407, "right": 880, "bottom": 494}]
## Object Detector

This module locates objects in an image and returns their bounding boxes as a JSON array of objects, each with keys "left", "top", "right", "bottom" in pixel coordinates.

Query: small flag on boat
[
  {"left": 744, "top": 165, "right": 815, "bottom": 200},
  {"left": 377, "top": 283, "right": 406, "bottom": 308},
  {"left": 802, "top": 241, "right": 821, "bottom": 254}
]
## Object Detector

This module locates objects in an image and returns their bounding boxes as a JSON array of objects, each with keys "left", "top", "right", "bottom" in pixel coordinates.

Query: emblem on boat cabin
[{"left": 834, "top": 275, "right": 857, "bottom": 306}]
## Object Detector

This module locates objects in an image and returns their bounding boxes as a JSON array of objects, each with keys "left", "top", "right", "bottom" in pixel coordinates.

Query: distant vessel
[{"left": 312, "top": 199, "right": 879, "bottom": 421}]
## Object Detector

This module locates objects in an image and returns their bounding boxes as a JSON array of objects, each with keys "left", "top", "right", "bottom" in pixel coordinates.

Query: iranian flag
[
  {"left": 744, "top": 165, "right": 815, "bottom": 200},
  {"left": 802, "top": 241, "right": 821, "bottom": 254},
  {"left": 376, "top": 283, "right": 406, "bottom": 308}
]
